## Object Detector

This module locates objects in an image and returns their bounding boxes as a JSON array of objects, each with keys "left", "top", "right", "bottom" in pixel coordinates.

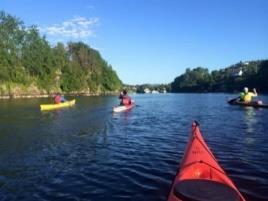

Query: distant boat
[
  {"left": 144, "top": 88, "right": 151, "bottom": 93},
  {"left": 161, "top": 88, "right": 167, "bottom": 93},
  {"left": 151, "top": 90, "right": 159, "bottom": 94}
]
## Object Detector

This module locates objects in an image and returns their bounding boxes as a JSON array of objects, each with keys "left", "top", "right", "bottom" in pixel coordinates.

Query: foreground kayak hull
[
  {"left": 168, "top": 122, "right": 246, "bottom": 201},
  {"left": 228, "top": 100, "right": 268, "bottom": 108},
  {"left": 40, "top": 99, "right": 76, "bottom": 111},
  {"left": 113, "top": 104, "right": 134, "bottom": 113}
]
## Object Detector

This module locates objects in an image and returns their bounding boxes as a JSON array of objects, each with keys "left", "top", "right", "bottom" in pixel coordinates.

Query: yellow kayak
[{"left": 40, "top": 99, "right": 76, "bottom": 111}]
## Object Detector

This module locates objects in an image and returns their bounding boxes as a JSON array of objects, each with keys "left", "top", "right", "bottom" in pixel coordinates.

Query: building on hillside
[{"left": 232, "top": 67, "right": 243, "bottom": 77}]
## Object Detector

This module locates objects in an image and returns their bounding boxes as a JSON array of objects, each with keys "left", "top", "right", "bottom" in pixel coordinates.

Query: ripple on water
[{"left": 0, "top": 94, "right": 268, "bottom": 201}]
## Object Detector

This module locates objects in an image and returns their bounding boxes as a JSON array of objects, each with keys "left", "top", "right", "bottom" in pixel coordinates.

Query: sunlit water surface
[{"left": 0, "top": 94, "right": 267, "bottom": 201}]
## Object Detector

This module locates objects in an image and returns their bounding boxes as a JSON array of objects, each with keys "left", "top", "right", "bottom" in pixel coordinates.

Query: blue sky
[{"left": 1, "top": 0, "right": 268, "bottom": 84}]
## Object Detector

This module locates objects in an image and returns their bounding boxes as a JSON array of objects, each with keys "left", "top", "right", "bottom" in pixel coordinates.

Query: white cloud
[{"left": 39, "top": 16, "right": 99, "bottom": 39}]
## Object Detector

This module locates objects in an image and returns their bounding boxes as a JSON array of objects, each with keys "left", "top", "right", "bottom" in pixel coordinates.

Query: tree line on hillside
[
  {"left": 171, "top": 60, "right": 268, "bottom": 93},
  {"left": 0, "top": 11, "right": 122, "bottom": 96}
]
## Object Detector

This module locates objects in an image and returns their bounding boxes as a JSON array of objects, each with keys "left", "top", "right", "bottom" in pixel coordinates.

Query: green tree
[{"left": 0, "top": 11, "right": 122, "bottom": 95}]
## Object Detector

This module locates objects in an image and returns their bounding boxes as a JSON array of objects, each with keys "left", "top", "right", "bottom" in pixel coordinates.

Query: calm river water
[{"left": 0, "top": 94, "right": 267, "bottom": 201}]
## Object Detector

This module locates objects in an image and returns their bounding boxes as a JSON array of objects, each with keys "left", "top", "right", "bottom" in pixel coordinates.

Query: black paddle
[{"left": 228, "top": 97, "right": 240, "bottom": 104}]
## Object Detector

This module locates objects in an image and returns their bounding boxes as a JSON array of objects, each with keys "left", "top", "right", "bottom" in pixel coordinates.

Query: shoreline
[{"left": 0, "top": 92, "right": 119, "bottom": 100}]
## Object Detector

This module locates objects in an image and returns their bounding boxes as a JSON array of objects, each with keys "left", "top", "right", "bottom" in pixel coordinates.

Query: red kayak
[
  {"left": 113, "top": 103, "right": 135, "bottom": 113},
  {"left": 168, "top": 121, "right": 246, "bottom": 201}
]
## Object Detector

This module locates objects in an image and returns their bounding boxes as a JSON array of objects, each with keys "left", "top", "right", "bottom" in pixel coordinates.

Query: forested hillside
[
  {"left": 0, "top": 11, "right": 122, "bottom": 97},
  {"left": 171, "top": 60, "right": 268, "bottom": 93}
]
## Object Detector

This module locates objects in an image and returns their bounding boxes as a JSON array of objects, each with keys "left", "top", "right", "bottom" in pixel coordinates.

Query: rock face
[
  {"left": 0, "top": 83, "right": 118, "bottom": 99},
  {"left": 0, "top": 83, "right": 49, "bottom": 98}
]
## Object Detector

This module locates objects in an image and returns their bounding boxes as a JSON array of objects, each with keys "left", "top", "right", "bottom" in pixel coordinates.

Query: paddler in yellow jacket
[{"left": 239, "top": 87, "right": 258, "bottom": 103}]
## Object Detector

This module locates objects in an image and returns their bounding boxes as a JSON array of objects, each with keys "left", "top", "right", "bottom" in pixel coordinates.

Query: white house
[
  {"left": 144, "top": 88, "right": 151, "bottom": 93},
  {"left": 232, "top": 67, "right": 243, "bottom": 77}
]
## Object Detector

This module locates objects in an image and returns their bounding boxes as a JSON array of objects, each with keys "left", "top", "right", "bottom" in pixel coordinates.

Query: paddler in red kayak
[{"left": 119, "top": 89, "right": 132, "bottom": 106}]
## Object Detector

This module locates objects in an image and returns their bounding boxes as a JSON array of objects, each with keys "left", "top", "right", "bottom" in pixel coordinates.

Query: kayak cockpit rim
[{"left": 173, "top": 179, "right": 241, "bottom": 201}]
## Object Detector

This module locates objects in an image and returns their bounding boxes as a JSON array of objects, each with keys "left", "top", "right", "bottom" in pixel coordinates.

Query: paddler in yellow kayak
[
  {"left": 54, "top": 93, "right": 66, "bottom": 104},
  {"left": 239, "top": 87, "right": 258, "bottom": 103}
]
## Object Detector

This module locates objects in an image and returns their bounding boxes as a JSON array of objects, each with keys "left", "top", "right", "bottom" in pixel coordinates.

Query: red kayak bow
[{"left": 168, "top": 121, "right": 246, "bottom": 201}]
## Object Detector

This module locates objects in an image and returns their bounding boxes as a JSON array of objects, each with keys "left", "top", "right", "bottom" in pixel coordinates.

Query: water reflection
[
  {"left": 244, "top": 107, "right": 257, "bottom": 133},
  {"left": 0, "top": 94, "right": 268, "bottom": 201},
  {"left": 242, "top": 107, "right": 258, "bottom": 147},
  {"left": 112, "top": 110, "right": 133, "bottom": 123}
]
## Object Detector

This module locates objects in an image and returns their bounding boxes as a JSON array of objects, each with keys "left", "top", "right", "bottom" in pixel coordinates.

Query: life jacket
[
  {"left": 122, "top": 97, "right": 131, "bottom": 105},
  {"left": 119, "top": 94, "right": 131, "bottom": 106},
  {"left": 243, "top": 92, "right": 254, "bottom": 102},
  {"left": 54, "top": 95, "right": 61, "bottom": 104},
  {"left": 240, "top": 92, "right": 254, "bottom": 103}
]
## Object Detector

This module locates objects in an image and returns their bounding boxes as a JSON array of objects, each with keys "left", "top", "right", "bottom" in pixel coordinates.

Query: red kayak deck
[
  {"left": 113, "top": 104, "right": 135, "bottom": 113},
  {"left": 168, "top": 122, "right": 246, "bottom": 201}
]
